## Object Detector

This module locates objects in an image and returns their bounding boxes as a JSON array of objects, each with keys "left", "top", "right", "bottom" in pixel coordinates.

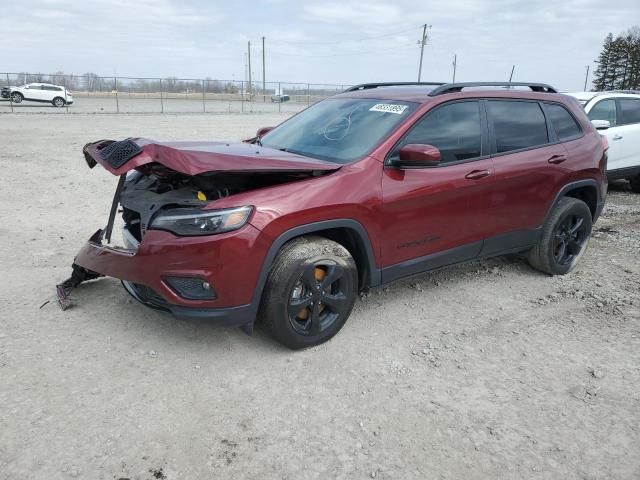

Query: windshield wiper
[
  {"left": 278, "top": 147, "right": 309, "bottom": 157},
  {"left": 278, "top": 147, "right": 339, "bottom": 163}
]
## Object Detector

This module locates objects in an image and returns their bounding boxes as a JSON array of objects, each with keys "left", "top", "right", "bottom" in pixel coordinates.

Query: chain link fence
[{"left": 0, "top": 72, "right": 349, "bottom": 114}]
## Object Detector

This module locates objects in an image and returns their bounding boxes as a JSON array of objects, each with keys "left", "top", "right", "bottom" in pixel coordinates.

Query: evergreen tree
[
  {"left": 593, "top": 33, "right": 613, "bottom": 91},
  {"left": 593, "top": 28, "right": 640, "bottom": 91}
]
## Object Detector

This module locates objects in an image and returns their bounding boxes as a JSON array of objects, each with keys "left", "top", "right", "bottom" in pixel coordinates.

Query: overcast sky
[{"left": 1, "top": 0, "right": 638, "bottom": 91}]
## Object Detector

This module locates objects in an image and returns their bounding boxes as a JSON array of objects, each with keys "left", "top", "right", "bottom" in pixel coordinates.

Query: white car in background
[
  {"left": 9, "top": 83, "right": 74, "bottom": 108},
  {"left": 567, "top": 91, "right": 640, "bottom": 192}
]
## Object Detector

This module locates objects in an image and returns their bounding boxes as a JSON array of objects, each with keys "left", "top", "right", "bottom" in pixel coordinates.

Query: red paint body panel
[
  {"left": 74, "top": 225, "right": 270, "bottom": 308},
  {"left": 85, "top": 139, "right": 340, "bottom": 176},
  {"left": 214, "top": 156, "right": 385, "bottom": 266},
  {"left": 381, "top": 159, "right": 495, "bottom": 265},
  {"left": 490, "top": 144, "right": 569, "bottom": 232}
]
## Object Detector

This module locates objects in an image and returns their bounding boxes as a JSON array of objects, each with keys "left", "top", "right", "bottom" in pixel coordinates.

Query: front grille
[{"left": 98, "top": 139, "right": 142, "bottom": 168}]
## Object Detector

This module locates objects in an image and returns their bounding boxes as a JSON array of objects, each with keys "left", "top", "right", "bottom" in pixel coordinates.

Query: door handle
[
  {"left": 548, "top": 154, "right": 567, "bottom": 164},
  {"left": 612, "top": 134, "right": 623, "bottom": 140},
  {"left": 465, "top": 169, "right": 491, "bottom": 180}
]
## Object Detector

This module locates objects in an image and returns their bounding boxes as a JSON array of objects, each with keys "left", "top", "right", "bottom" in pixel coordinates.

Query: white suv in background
[
  {"left": 568, "top": 91, "right": 640, "bottom": 192},
  {"left": 9, "top": 83, "right": 74, "bottom": 108}
]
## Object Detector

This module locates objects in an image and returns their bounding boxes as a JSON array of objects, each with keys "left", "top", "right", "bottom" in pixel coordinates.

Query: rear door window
[
  {"left": 619, "top": 99, "right": 640, "bottom": 125},
  {"left": 545, "top": 103, "right": 581, "bottom": 141},
  {"left": 488, "top": 100, "right": 549, "bottom": 153},
  {"left": 588, "top": 99, "right": 617, "bottom": 126}
]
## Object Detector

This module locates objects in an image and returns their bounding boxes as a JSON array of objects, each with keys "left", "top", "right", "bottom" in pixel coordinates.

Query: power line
[
  {"left": 266, "top": 42, "right": 417, "bottom": 59},
  {"left": 267, "top": 25, "right": 422, "bottom": 46}
]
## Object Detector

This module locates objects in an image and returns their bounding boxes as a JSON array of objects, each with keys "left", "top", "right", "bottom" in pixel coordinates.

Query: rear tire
[
  {"left": 11, "top": 92, "right": 23, "bottom": 103},
  {"left": 260, "top": 236, "right": 358, "bottom": 349},
  {"left": 528, "top": 197, "right": 592, "bottom": 275},
  {"left": 630, "top": 175, "right": 640, "bottom": 193},
  {"left": 52, "top": 97, "right": 66, "bottom": 107}
]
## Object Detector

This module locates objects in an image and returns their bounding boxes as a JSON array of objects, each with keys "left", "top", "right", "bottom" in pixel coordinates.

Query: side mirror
[
  {"left": 591, "top": 119, "right": 611, "bottom": 130},
  {"left": 256, "top": 126, "right": 274, "bottom": 137},
  {"left": 395, "top": 144, "right": 441, "bottom": 168}
]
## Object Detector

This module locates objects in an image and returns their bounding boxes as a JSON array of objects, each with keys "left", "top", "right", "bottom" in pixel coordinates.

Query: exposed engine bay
[{"left": 121, "top": 164, "right": 323, "bottom": 242}]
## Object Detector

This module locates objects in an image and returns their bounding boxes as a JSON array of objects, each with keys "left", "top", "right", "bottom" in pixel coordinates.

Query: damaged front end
[{"left": 56, "top": 137, "right": 340, "bottom": 325}]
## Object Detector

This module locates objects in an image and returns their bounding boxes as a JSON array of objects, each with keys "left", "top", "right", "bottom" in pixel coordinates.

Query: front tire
[
  {"left": 528, "top": 197, "right": 592, "bottom": 275},
  {"left": 260, "top": 236, "right": 358, "bottom": 349},
  {"left": 11, "top": 92, "right": 23, "bottom": 103},
  {"left": 52, "top": 97, "right": 66, "bottom": 107},
  {"left": 630, "top": 175, "right": 640, "bottom": 193}
]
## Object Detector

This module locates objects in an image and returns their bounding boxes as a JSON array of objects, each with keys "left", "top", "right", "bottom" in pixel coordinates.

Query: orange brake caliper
[{"left": 298, "top": 267, "right": 326, "bottom": 319}]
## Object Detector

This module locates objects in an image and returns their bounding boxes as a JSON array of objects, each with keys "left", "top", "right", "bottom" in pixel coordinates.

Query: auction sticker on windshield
[{"left": 369, "top": 104, "right": 408, "bottom": 114}]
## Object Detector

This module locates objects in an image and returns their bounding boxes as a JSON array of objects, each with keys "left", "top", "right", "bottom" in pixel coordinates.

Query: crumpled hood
[{"left": 83, "top": 138, "right": 341, "bottom": 176}]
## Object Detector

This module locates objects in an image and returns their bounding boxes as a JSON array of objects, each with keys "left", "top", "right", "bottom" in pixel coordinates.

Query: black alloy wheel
[
  {"left": 288, "top": 263, "right": 350, "bottom": 336},
  {"left": 260, "top": 236, "right": 358, "bottom": 349},
  {"left": 552, "top": 214, "right": 589, "bottom": 265},
  {"left": 528, "top": 196, "right": 593, "bottom": 275}
]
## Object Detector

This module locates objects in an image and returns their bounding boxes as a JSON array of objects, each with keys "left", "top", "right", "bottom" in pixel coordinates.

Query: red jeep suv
[{"left": 59, "top": 82, "right": 608, "bottom": 349}]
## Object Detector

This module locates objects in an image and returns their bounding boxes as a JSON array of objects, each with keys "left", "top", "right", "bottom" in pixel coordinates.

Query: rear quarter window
[
  {"left": 488, "top": 100, "right": 548, "bottom": 153},
  {"left": 545, "top": 103, "right": 582, "bottom": 141}
]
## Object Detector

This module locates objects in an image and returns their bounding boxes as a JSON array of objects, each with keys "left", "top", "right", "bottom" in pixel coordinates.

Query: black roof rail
[
  {"left": 428, "top": 82, "right": 558, "bottom": 96},
  {"left": 344, "top": 82, "right": 445, "bottom": 92}
]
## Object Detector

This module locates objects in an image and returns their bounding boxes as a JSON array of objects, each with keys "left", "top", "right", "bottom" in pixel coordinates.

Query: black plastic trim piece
[
  {"left": 480, "top": 229, "right": 541, "bottom": 257},
  {"left": 429, "top": 82, "right": 558, "bottom": 96},
  {"left": 104, "top": 175, "right": 126, "bottom": 243},
  {"left": 544, "top": 179, "right": 601, "bottom": 225},
  {"left": 380, "top": 229, "right": 543, "bottom": 285},
  {"left": 98, "top": 139, "right": 143, "bottom": 169},
  {"left": 382, "top": 241, "right": 482, "bottom": 284},
  {"left": 122, "top": 280, "right": 252, "bottom": 327}
]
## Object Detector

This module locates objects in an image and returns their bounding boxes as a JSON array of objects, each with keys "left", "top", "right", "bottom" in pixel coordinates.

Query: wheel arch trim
[{"left": 544, "top": 179, "right": 601, "bottom": 225}]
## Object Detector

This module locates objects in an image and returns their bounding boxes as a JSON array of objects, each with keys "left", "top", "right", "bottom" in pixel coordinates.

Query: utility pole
[
  {"left": 509, "top": 64, "right": 516, "bottom": 82},
  {"left": 247, "top": 40, "right": 252, "bottom": 96},
  {"left": 244, "top": 53, "right": 248, "bottom": 94},
  {"left": 452, "top": 54, "right": 457, "bottom": 83},
  {"left": 583, "top": 65, "right": 590, "bottom": 91},
  {"left": 262, "top": 36, "right": 266, "bottom": 102},
  {"left": 417, "top": 24, "right": 430, "bottom": 82}
]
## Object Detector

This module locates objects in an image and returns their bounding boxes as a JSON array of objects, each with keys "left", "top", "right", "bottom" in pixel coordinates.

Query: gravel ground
[{"left": 1, "top": 113, "right": 639, "bottom": 480}]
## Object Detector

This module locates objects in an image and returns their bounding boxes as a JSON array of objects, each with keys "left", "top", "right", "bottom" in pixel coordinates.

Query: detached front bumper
[{"left": 73, "top": 225, "right": 270, "bottom": 326}]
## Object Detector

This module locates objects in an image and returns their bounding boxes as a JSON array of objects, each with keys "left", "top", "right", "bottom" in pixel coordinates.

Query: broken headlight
[{"left": 150, "top": 206, "right": 252, "bottom": 236}]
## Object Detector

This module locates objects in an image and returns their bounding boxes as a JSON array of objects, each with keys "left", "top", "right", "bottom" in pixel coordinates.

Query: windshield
[{"left": 261, "top": 98, "right": 417, "bottom": 164}]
